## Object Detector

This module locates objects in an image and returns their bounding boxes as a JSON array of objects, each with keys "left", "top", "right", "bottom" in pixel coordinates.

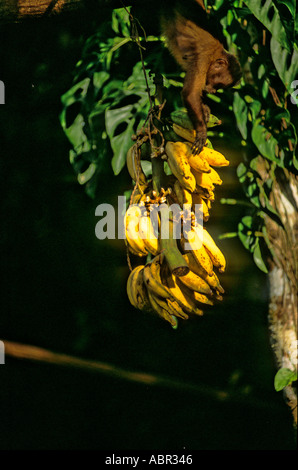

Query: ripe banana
[
  {"left": 163, "top": 267, "right": 204, "bottom": 316},
  {"left": 181, "top": 227, "right": 214, "bottom": 277},
  {"left": 147, "top": 289, "right": 177, "bottom": 327},
  {"left": 183, "top": 253, "right": 224, "bottom": 293},
  {"left": 179, "top": 268, "right": 212, "bottom": 295},
  {"left": 202, "top": 228, "right": 226, "bottom": 273},
  {"left": 126, "top": 265, "right": 149, "bottom": 310},
  {"left": 192, "top": 193, "right": 209, "bottom": 222},
  {"left": 178, "top": 280, "right": 214, "bottom": 306},
  {"left": 191, "top": 169, "right": 215, "bottom": 192},
  {"left": 130, "top": 182, "right": 148, "bottom": 205},
  {"left": 207, "top": 167, "right": 222, "bottom": 186},
  {"left": 173, "top": 123, "right": 195, "bottom": 143},
  {"left": 171, "top": 140, "right": 211, "bottom": 173},
  {"left": 199, "top": 146, "right": 229, "bottom": 167},
  {"left": 138, "top": 215, "right": 160, "bottom": 256},
  {"left": 165, "top": 141, "right": 196, "bottom": 192},
  {"left": 143, "top": 256, "right": 172, "bottom": 299},
  {"left": 125, "top": 205, "right": 148, "bottom": 257},
  {"left": 166, "top": 298, "right": 189, "bottom": 320},
  {"left": 126, "top": 145, "right": 147, "bottom": 184},
  {"left": 173, "top": 180, "right": 192, "bottom": 209}
]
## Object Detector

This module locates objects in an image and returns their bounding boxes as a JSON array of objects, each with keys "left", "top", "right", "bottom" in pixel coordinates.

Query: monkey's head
[{"left": 205, "top": 52, "right": 241, "bottom": 93}]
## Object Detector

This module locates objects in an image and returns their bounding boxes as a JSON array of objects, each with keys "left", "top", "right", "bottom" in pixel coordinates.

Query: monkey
[{"left": 158, "top": 0, "right": 242, "bottom": 154}]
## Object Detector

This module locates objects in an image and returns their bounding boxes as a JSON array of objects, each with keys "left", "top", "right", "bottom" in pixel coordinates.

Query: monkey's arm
[{"left": 181, "top": 54, "right": 211, "bottom": 155}]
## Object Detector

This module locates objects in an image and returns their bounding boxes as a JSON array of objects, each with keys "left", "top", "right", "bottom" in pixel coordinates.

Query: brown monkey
[{"left": 160, "top": 0, "right": 241, "bottom": 154}]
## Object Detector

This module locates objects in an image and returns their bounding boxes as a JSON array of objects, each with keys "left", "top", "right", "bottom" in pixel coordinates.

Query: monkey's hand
[{"left": 191, "top": 127, "right": 207, "bottom": 155}]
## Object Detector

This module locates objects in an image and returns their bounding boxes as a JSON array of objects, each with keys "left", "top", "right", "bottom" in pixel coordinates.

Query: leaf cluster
[{"left": 60, "top": 7, "right": 183, "bottom": 198}]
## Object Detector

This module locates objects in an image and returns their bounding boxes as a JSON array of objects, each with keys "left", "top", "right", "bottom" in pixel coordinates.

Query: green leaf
[
  {"left": 64, "top": 113, "right": 91, "bottom": 152},
  {"left": 270, "top": 38, "right": 298, "bottom": 91},
  {"left": 77, "top": 162, "right": 97, "bottom": 185},
  {"left": 236, "top": 162, "right": 247, "bottom": 181},
  {"left": 93, "top": 71, "right": 110, "bottom": 91},
  {"left": 248, "top": 99, "right": 262, "bottom": 122},
  {"left": 238, "top": 215, "right": 254, "bottom": 250},
  {"left": 218, "top": 232, "right": 238, "bottom": 239},
  {"left": 60, "top": 78, "right": 91, "bottom": 110},
  {"left": 244, "top": 0, "right": 290, "bottom": 51},
  {"left": 141, "top": 160, "right": 152, "bottom": 177},
  {"left": 251, "top": 119, "right": 283, "bottom": 167},
  {"left": 111, "top": 7, "right": 131, "bottom": 37},
  {"left": 253, "top": 239, "right": 269, "bottom": 273},
  {"left": 233, "top": 93, "right": 248, "bottom": 140},
  {"left": 105, "top": 106, "right": 135, "bottom": 175},
  {"left": 274, "top": 368, "right": 297, "bottom": 391},
  {"left": 275, "top": 0, "right": 296, "bottom": 18}
]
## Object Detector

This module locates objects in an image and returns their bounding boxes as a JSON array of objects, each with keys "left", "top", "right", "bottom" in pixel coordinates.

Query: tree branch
[
  {"left": 2, "top": 339, "right": 284, "bottom": 412},
  {"left": 0, "top": 0, "right": 131, "bottom": 23}
]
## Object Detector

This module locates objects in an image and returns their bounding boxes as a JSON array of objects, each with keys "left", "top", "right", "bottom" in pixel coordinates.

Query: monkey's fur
[{"left": 142, "top": 0, "right": 242, "bottom": 154}]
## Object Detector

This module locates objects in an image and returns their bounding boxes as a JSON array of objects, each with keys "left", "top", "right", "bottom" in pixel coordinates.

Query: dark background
[{"left": 0, "top": 7, "right": 296, "bottom": 450}]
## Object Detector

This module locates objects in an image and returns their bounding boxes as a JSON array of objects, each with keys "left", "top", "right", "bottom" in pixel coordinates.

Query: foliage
[
  {"left": 60, "top": 7, "right": 183, "bottom": 198},
  {"left": 208, "top": 0, "right": 297, "bottom": 273},
  {"left": 274, "top": 367, "right": 297, "bottom": 392}
]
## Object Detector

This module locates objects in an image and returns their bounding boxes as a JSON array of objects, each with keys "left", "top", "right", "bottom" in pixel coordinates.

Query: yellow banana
[
  {"left": 147, "top": 289, "right": 177, "bottom": 327},
  {"left": 143, "top": 256, "right": 172, "bottom": 299},
  {"left": 145, "top": 263, "right": 189, "bottom": 321},
  {"left": 181, "top": 227, "right": 214, "bottom": 277},
  {"left": 168, "top": 139, "right": 211, "bottom": 173},
  {"left": 173, "top": 180, "right": 192, "bottom": 210},
  {"left": 207, "top": 167, "right": 222, "bottom": 186},
  {"left": 199, "top": 146, "right": 229, "bottom": 167},
  {"left": 206, "top": 198, "right": 212, "bottom": 209},
  {"left": 178, "top": 280, "right": 213, "bottom": 306},
  {"left": 138, "top": 215, "right": 160, "bottom": 256},
  {"left": 127, "top": 266, "right": 140, "bottom": 308},
  {"left": 192, "top": 193, "right": 209, "bottom": 222},
  {"left": 125, "top": 205, "right": 148, "bottom": 257},
  {"left": 179, "top": 268, "right": 212, "bottom": 295},
  {"left": 188, "top": 155, "right": 211, "bottom": 174},
  {"left": 202, "top": 229, "right": 226, "bottom": 273},
  {"left": 126, "top": 145, "right": 147, "bottom": 184},
  {"left": 173, "top": 123, "right": 195, "bottom": 141},
  {"left": 212, "top": 271, "right": 225, "bottom": 294},
  {"left": 183, "top": 253, "right": 224, "bottom": 293},
  {"left": 130, "top": 183, "right": 148, "bottom": 205},
  {"left": 163, "top": 267, "right": 204, "bottom": 316},
  {"left": 165, "top": 141, "right": 196, "bottom": 192},
  {"left": 126, "top": 265, "right": 149, "bottom": 310},
  {"left": 170, "top": 141, "right": 211, "bottom": 173},
  {"left": 166, "top": 298, "right": 189, "bottom": 320},
  {"left": 192, "top": 169, "right": 215, "bottom": 192}
]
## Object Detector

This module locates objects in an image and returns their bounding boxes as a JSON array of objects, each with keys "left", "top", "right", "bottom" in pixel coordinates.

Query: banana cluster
[{"left": 125, "top": 109, "right": 229, "bottom": 328}]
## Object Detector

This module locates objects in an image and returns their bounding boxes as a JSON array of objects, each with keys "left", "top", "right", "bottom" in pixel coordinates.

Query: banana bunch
[
  {"left": 126, "top": 249, "right": 225, "bottom": 329},
  {"left": 124, "top": 109, "right": 229, "bottom": 328},
  {"left": 125, "top": 204, "right": 160, "bottom": 257}
]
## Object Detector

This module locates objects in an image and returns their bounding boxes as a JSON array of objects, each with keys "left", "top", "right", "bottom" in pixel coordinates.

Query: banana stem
[{"left": 160, "top": 206, "right": 189, "bottom": 277}]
